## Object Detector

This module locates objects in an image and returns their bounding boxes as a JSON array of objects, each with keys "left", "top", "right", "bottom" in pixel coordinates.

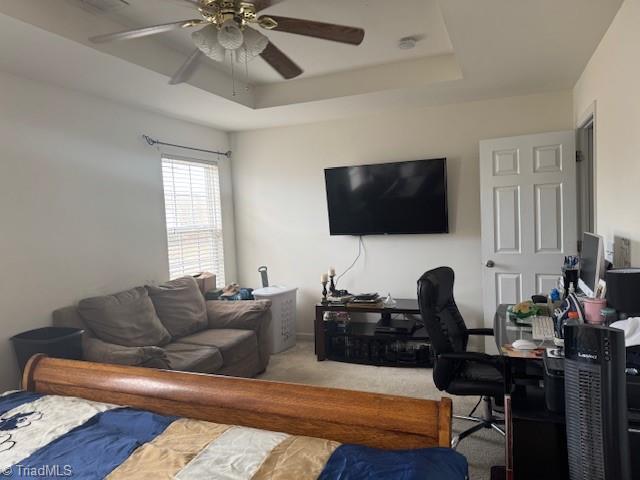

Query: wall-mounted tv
[{"left": 324, "top": 158, "right": 449, "bottom": 236}]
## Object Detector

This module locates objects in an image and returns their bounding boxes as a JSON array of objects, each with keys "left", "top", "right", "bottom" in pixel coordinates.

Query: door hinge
[{"left": 576, "top": 150, "right": 583, "bottom": 162}]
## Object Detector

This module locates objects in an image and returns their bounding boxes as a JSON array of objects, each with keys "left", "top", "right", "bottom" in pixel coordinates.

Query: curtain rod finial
[{"left": 143, "top": 134, "right": 156, "bottom": 146}]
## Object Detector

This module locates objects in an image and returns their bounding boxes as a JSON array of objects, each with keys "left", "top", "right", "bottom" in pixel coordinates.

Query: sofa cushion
[
  {"left": 147, "top": 276, "right": 207, "bottom": 338},
  {"left": 206, "top": 300, "right": 272, "bottom": 330},
  {"left": 78, "top": 287, "right": 171, "bottom": 347},
  {"left": 164, "top": 342, "right": 223, "bottom": 374},
  {"left": 177, "top": 329, "right": 258, "bottom": 366}
]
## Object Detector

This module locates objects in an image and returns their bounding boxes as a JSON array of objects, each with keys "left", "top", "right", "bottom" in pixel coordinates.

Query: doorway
[{"left": 576, "top": 104, "right": 596, "bottom": 250}]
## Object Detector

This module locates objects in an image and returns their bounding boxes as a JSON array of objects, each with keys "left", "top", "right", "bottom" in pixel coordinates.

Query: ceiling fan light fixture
[
  {"left": 192, "top": 25, "right": 225, "bottom": 62},
  {"left": 217, "top": 19, "right": 244, "bottom": 50},
  {"left": 236, "top": 27, "right": 269, "bottom": 63}
]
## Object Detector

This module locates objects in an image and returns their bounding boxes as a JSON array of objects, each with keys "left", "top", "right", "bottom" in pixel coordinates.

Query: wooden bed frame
[{"left": 22, "top": 354, "right": 452, "bottom": 449}]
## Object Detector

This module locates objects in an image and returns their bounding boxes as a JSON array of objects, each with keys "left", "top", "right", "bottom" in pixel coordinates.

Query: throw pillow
[
  {"left": 146, "top": 276, "right": 208, "bottom": 338},
  {"left": 78, "top": 287, "right": 171, "bottom": 347}
]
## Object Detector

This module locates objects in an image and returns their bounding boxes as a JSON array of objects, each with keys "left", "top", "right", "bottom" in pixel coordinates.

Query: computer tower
[{"left": 564, "top": 324, "right": 630, "bottom": 480}]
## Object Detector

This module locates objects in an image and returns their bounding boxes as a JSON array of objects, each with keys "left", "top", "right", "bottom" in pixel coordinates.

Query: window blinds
[{"left": 161, "top": 156, "right": 225, "bottom": 285}]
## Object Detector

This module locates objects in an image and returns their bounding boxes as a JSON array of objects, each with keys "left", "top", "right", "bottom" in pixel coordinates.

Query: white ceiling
[{"left": 0, "top": 0, "right": 623, "bottom": 131}]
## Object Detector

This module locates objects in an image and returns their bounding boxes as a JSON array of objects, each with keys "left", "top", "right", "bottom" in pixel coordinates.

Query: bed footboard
[{"left": 22, "top": 354, "right": 452, "bottom": 449}]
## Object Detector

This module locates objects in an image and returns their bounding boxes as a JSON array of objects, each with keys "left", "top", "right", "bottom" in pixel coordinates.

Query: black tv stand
[{"left": 314, "top": 299, "right": 432, "bottom": 368}]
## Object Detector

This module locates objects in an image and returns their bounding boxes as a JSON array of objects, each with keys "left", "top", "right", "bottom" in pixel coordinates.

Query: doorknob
[{"left": 486, "top": 260, "right": 495, "bottom": 268}]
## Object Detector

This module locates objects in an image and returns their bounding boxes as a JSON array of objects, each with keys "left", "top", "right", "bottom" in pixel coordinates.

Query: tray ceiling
[{"left": 0, "top": 0, "right": 623, "bottom": 130}]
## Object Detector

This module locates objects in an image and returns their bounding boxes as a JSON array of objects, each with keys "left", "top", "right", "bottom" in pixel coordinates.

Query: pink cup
[{"left": 582, "top": 298, "right": 607, "bottom": 324}]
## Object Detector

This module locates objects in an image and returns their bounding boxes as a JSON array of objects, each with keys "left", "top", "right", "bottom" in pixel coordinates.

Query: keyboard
[{"left": 531, "top": 316, "right": 555, "bottom": 340}]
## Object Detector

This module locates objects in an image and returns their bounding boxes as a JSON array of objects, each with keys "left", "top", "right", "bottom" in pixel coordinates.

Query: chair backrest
[{"left": 417, "top": 267, "right": 469, "bottom": 355}]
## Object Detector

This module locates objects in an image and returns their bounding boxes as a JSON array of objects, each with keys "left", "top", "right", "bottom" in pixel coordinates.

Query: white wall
[
  {"left": 231, "top": 91, "right": 573, "bottom": 338},
  {"left": 573, "top": 0, "right": 640, "bottom": 264},
  {"left": 0, "top": 70, "right": 233, "bottom": 390}
]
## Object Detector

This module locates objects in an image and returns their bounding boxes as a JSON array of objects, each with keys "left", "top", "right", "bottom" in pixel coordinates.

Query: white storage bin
[{"left": 252, "top": 286, "right": 297, "bottom": 354}]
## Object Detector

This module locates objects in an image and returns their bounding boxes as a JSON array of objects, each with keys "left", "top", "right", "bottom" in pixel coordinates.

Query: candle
[
  {"left": 328, "top": 267, "right": 336, "bottom": 276},
  {"left": 321, "top": 273, "right": 328, "bottom": 283}
]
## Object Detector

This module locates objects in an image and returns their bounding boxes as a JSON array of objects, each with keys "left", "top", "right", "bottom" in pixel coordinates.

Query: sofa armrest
[
  {"left": 82, "top": 336, "right": 169, "bottom": 369},
  {"left": 206, "top": 300, "right": 273, "bottom": 371}
]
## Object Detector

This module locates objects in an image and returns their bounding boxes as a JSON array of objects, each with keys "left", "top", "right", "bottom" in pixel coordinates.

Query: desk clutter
[
  {"left": 502, "top": 232, "right": 640, "bottom": 358},
  {"left": 496, "top": 239, "right": 640, "bottom": 479},
  {"left": 504, "top": 265, "right": 640, "bottom": 357}
]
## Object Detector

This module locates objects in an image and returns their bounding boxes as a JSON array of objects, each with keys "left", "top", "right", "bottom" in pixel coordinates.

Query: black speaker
[{"left": 564, "top": 324, "right": 630, "bottom": 480}]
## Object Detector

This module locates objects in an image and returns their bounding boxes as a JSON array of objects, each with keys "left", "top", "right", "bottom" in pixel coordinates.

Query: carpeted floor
[{"left": 259, "top": 340, "right": 504, "bottom": 480}]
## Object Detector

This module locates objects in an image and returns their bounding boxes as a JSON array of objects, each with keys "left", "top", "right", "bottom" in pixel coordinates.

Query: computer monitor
[{"left": 579, "top": 232, "right": 605, "bottom": 297}]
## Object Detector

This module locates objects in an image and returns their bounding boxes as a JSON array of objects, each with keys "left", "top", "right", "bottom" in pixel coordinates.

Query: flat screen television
[{"left": 324, "top": 158, "right": 449, "bottom": 235}]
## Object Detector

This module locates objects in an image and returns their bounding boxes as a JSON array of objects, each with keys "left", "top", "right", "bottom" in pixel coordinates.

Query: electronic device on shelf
[
  {"left": 351, "top": 293, "right": 380, "bottom": 304},
  {"left": 324, "top": 158, "right": 448, "bottom": 235},
  {"left": 578, "top": 232, "right": 605, "bottom": 298},
  {"left": 375, "top": 316, "right": 417, "bottom": 334},
  {"left": 354, "top": 293, "right": 379, "bottom": 300},
  {"left": 532, "top": 316, "right": 555, "bottom": 340}
]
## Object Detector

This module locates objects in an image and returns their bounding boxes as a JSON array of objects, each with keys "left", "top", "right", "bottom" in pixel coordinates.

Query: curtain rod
[{"left": 143, "top": 135, "right": 232, "bottom": 159}]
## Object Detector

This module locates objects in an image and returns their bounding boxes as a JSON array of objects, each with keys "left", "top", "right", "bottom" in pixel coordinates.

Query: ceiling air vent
[{"left": 76, "top": 0, "right": 130, "bottom": 14}]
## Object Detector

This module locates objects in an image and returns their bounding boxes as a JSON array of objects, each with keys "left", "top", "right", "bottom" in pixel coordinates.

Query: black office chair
[{"left": 418, "top": 266, "right": 505, "bottom": 448}]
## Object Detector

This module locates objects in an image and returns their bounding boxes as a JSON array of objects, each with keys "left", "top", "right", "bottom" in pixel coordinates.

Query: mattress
[{"left": 0, "top": 391, "right": 468, "bottom": 479}]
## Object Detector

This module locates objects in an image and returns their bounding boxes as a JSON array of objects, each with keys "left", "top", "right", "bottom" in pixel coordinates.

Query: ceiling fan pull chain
[
  {"left": 230, "top": 49, "right": 237, "bottom": 97},
  {"left": 244, "top": 48, "right": 250, "bottom": 92}
]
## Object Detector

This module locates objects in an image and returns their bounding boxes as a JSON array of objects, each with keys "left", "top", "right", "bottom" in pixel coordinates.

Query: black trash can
[{"left": 10, "top": 327, "right": 84, "bottom": 376}]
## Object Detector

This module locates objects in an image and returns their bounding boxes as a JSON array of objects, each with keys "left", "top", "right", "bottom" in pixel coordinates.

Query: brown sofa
[{"left": 52, "top": 277, "right": 272, "bottom": 378}]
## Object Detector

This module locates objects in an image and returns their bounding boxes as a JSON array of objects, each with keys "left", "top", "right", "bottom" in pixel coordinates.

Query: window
[{"left": 161, "top": 156, "right": 225, "bottom": 284}]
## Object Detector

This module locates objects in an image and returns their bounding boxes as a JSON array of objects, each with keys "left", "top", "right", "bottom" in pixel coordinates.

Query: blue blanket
[{"left": 0, "top": 392, "right": 468, "bottom": 479}]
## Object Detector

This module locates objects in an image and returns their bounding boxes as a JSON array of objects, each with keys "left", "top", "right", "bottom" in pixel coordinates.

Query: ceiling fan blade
[
  {"left": 260, "top": 42, "right": 303, "bottom": 79},
  {"left": 89, "top": 19, "right": 204, "bottom": 44},
  {"left": 260, "top": 16, "right": 364, "bottom": 45},
  {"left": 252, "top": 0, "right": 286, "bottom": 12},
  {"left": 169, "top": 49, "right": 204, "bottom": 85}
]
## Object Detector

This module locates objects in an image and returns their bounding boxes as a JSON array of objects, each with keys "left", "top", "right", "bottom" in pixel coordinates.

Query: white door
[{"left": 480, "top": 131, "right": 577, "bottom": 352}]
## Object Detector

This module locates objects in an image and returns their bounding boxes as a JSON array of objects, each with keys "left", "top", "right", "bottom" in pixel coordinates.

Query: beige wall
[
  {"left": 574, "top": 0, "right": 640, "bottom": 264},
  {"left": 231, "top": 91, "right": 573, "bottom": 338},
  {"left": 0, "top": 70, "right": 233, "bottom": 390}
]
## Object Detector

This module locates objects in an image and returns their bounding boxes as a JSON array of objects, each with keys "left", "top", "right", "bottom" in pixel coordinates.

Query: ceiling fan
[{"left": 89, "top": 0, "right": 365, "bottom": 85}]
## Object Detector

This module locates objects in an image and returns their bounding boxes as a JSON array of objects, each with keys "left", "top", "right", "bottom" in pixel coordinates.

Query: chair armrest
[
  {"left": 438, "top": 351, "right": 502, "bottom": 367},
  {"left": 82, "top": 336, "right": 169, "bottom": 369},
  {"left": 467, "top": 328, "right": 495, "bottom": 336},
  {"left": 206, "top": 300, "right": 272, "bottom": 331}
]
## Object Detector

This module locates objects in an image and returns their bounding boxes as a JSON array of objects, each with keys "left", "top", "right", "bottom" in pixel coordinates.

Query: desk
[
  {"left": 494, "top": 304, "right": 640, "bottom": 480},
  {"left": 314, "top": 299, "right": 421, "bottom": 362},
  {"left": 494, "top": 304, "right": 568, "bottom": 480}
]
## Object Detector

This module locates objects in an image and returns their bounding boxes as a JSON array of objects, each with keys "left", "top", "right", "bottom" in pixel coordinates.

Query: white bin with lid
[{"left": 252, "top": 286, "right": 298, "bottom": 354}]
